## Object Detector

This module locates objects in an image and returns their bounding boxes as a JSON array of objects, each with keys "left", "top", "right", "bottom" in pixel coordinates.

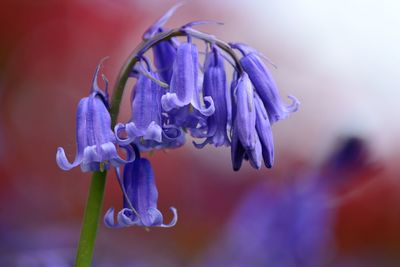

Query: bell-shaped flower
[
  {"left": 193, "top": 46, "right": 230, "bottom": 148},
  {"left": 56, "top": 62, "right": 134, "bottom": 172},
  {"left": 142, "top": 4, "right": 183, "bottom": 83},
  {"left": 161, "top": 42, "right": 215, "bottom": 117},
  {"left": 232, "top": 43, "right": 299, "bottom": 124},
  {"left": 115, "top": 69, "right": 184, "bottom": 151},
  {"left": 235, "top": 73, "right": 256, "bottom": 150},
  {"left": 152, "top": 38, "right": 178, "bottom": 83},
  {"left": 104, "top": 157, "right": 178, "bottom": 228},
  {"left": 230, "top": 73, "right": 262, "bottom": 171},
  {"left": 254, "top": 94, "right": 274, "bottom": 168}
]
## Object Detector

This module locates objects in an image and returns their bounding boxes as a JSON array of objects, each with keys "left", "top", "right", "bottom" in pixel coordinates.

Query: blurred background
[{"left": 1, "top": 0, "right": 400, "bottom": 266}]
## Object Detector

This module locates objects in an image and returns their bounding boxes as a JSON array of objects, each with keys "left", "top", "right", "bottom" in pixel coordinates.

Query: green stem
[
  {"left": 74, "top": 27, "right": 241, "bottom": 267},
  {"left": 74, "top": 171, "right": 107, "bottom": 267}
]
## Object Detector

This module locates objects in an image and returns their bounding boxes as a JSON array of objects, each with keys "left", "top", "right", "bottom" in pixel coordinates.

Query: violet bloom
[
  {"left": 200, "top": 181, "right": 333, "bottom": 267},
  {"left": 232, "top": 43, "right": 299, "bottom": 124},
  {"left": 115, "top": 69, "right": 184, "bottom": 151},
  {"left": 254, "top": 93, "right": 274, "bottom": 168},
  {"left": 231, "top": 73, "right": 262, "bottom": 170},
  {"left": 56, "top": 62, "right": 134, "bottom": 172},
  {"left": 193, "top": 46, "right": 230, "bottom": 148},
  {"left": 161, "top": 42, "right": 215, "bottom": 117},
  {"left": 104, "top": 157, "right": 177, "bottom": 228},
  {"left": 143, "top": 4, "right": 183, "bottom": 83}
]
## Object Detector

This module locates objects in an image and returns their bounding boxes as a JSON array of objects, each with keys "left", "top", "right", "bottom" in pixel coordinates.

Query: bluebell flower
[
  {"left": 104, "top": 156, "right": 178, "bottom": 228},
  {"left": 230, "top": 73, "right": 262, "bottom": 170},
  {"left": 231, "top": 43, "right": 299, "bottom": 124},
  {"left": 114, "top": 68, "right": 184, "bottom": 151},
  {"left": 161, "top": 42, "right": 215, "bottom": 117},
  {"left": 193, "top": 46, "right": 230, "bottom": 148},
  {"left": 254, "top": 93, "right": 274, "bottom": 168},
  {"left": 56, "top": 61, "right": 134, "bottom": 172},
  {"left": 143, "top": 3, "right": 183, "bottom": 83}
]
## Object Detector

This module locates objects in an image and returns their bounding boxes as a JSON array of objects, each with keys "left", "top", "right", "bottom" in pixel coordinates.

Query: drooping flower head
[
  {"left": 230, "top": 73, "right": 262, "bottom": 170},
  {"left": 104, "top": 152, "right": 177, "bottom": 228},
  {"left": 231, "top": 43, "right": 299, "bottom": 124},
  {"left": 57, "top": 4, "right": 300, "bottom": 232},
  {"left": 56, "top": 61, "right": 134, "bottom": 172}
]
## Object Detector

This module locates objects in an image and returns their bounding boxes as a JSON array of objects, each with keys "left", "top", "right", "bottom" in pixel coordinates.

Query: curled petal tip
[
  {"left": 287, "top": 95, "right": 300, "bottom": 113},
  {"left": 56, "top": 147, "right": 80, "bottom": 171},
  {"left": 114, "top": 123, "right": 132, "bottom": 146},
  {"left": 104, "top": 208, "right": 118, "bottom": 228},
  {"left": 161, "top": 207, "right": 178, "bottom": 228}
]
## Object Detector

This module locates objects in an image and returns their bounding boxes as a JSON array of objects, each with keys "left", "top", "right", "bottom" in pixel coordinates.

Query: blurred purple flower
[
  {"left": 56, "top": 61, "right": 134, "bottom": 172},
  {"left": 200, "top": 180, "right": 333, "bottom": 267},
  {"left": 104, "top": 156, "right": 177, "bottom": 228}
]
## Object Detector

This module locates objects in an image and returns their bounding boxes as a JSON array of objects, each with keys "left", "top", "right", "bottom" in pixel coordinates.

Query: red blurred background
[{"left": 1, "top": 0, "right": 399, "bottom": 266}]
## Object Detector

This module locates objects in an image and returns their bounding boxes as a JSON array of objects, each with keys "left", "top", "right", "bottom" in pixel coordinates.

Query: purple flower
[
  {"left": 200, "top": 181, "right": 333, "bottom": 267},
  {"left": 232, "top": 43, "right": 299, "bottom": 124},
  {"left": 114, "top": 69, "right": 184, "bottom": 151},
  {"left": 143, "top": 3, "right": 183, "bottom": 83},
  {"left": 56, "top": 62, "right": 134, "bottom": 172},
  {"left": 104, "top": 157, "right": 178, "bottom": 228},
  {"left": 254, "top": 93, "right": 274, "bottom": 168},
  {"left": 193, "top": 46, "right": 230, "bottom": 148},
  {"left": 161, "top": 42, "right": 215, "bottom": 117},
  {"left": 230, "top": 73, "right": 262, "bottom": 170}
]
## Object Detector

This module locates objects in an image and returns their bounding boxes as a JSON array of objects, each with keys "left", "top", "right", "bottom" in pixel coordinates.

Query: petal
[
  {"left": 114, "top": 123, "right": 134, "bottom": 146},
  {"left": 123, "top": 158, "right": 159, "bottom": 214},
  {"left": 160, "top": 207, "right": 178, "bottom": 228},
  {"left": 246, "top": 135, "right": 262, "bottom": 170},
  {"left": 199, "top": 47, "right": 230, "bottom": 147},
  {"left": 81, "top": 145, "right": 101, "bottom": 172},
  {"left": 191, "top": 96, "right": 215, "bottom": 117},
  {"left": 125, "top": 122, "right": 145, "bottom": 140},
  {"left": 235, "top": 73, "right": 256, "bottom": 150},
  {"left": 167, "top": 43, "right": 198, "bottom": 107},
  {"left": 152, "top": 40, "right": 177, "bottom": 83},
  {"left": 143, "top": 121, "right": 163, "bottom": 143},
  {"left": 141, "top": 207, "right": 164, "bottom": 227},
  {"left": 56, "top": 97, "right": 88, "bottom": 171},
  {"left": 104, "top": 207, "right": 119, "bottom": 228},
  {"left": 254, "top": 95, "right": 274, "bottom": 168},
  {"left": 161, "top": 92, "right": 187, "bottom": 111},
  {"left": 231, "top": 124, "right": 246, "bottom": 171},
  {"left": 131, "top": 73, "right": 163, "bottom": 131},
  {"left": 56, "top": 147, "right": 82, "bottom": 171},
  {"left": 103, "top": 208, "right": 140, "bottom": 228}
]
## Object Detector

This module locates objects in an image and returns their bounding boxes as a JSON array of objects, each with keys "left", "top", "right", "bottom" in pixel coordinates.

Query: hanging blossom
[
  {"left": 56, "top": 60, "right": 134, "bottom": 172},
  {"left": 104, "top": 151, "right": 177, "bottom": 228},
  {"left": 56, "top": 3, "right": 300, "bottom": 229},
  {"left": 114, "top": 60, "right": 185, "bottom": 151}
]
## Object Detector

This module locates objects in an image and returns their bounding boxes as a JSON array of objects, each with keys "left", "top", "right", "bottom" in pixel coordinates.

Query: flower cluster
[{"left": 56, "top": 4, "right": 299, "bottom": 229}]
